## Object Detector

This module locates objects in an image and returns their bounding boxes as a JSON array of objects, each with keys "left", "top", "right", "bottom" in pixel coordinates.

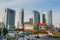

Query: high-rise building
[
  {"left": 42, "top": 14, "right": 46, "bottom": 23},
  {"left": 43, "top": 10, "right": 52, "bottom": 26},
  {"left": 29, "top": 18, "right": 33, "bottom": 25},
  {"left": 42, "top": 14, "right": 47, "bottom": 30},
  {"left": 19, "top": 9, "right": 24, "bottom": 29},
  {"left": 43, "top": 10, "right": 53, "bottom": 30},
  {"left": 39, "top": 14, "right": 47, "bottom": 30},
  {"left": 33, "top": 10, "right": 40, "bottom": 30},
  {"left": 4, "top": 8, "right": 15, "bottom": 30}
]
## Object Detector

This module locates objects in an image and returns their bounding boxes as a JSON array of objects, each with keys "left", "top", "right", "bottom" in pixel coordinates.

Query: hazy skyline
[{"left": 0, "top": 0, "right": 60, "bottom": 27}]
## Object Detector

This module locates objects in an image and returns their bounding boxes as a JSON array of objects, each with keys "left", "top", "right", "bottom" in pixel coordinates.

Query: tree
[
  {"left": 3, "top": 27, "right": 8, "bottom": 36},
  {"left": 0, "top": 29, "right": 1, "bottom": 36}
]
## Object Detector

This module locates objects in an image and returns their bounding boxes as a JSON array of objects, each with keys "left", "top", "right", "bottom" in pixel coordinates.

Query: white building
[{"left": 24, "top": 24, "right": 33, "bottom": 30}]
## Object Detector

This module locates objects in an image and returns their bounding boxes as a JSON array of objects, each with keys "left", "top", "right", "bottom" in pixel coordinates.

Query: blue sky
[{"left": 0, "top": 0, "right": 60, "bottom": 27}]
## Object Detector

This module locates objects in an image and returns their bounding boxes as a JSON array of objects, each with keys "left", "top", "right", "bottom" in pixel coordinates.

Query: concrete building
[
  {"left": 39, "top": 23, "right": 47, "bottom": 30},
  {"left": 29, "top": 18, "right": 33, "bottom": 25},
  {"left": 39, "top": 14, "right": 46, "bottom": 30},
  {"left": 4, "top": 8, "right": 15, "bottom": 30},
  {"left": 24, "top": 23, "right": 33, "bottom": 30},
  {"left": 0, "top": 22, "right": 4, "bottom": 28},
  {"left": 33, "top": 10, "right": 40, "bottom": 30},
  {"left": 24, "top": 22, "right": 33, "bottom": 30}
]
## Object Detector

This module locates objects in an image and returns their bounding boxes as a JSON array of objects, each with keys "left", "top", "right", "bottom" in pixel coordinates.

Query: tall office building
[
  {"left": 42, "top": 14, "right": 46, "bottom": 23},
  {"left": 19, "top": 9, "right": 24, "bottom": 29},
  {"left": 39, "top": 14, "right": 46, "bottom": 30},
  {"left": 43, "top": 10, "right": 53, "bottom": 30},
  {"left": 33, "top": 10, "right": 40, "bottom": 30},
  {"left": 29, "top": 18, "right": 33, "bottom": 25},
  {"left": 43, "top": 10, "right": 52, "bottom": 26},
  {"left": 4, "top": 8, "right": 15, "bottom": 30}
]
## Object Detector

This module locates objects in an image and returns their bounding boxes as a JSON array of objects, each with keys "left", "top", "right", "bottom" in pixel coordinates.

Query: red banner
[{"left": 39, "top": 23, "right": 46, "bottom": 26}]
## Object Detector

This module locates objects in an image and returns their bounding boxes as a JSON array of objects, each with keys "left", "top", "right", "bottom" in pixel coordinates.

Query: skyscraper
[
  {"left": 19, "top": 9, "right": 24, "bottom": 29},
  {"left": 4, "top": 8, "right": 15, "bottom": 30},
  {"left": 43, "top": 10, "right": 53, "bottom": 30},
  {"left": 43, "top": 10, "right": 52, "bottom": 26},
  {"left": 39, "top": 14, "right": 46, "bottom": 30},
  {"left": 42, "top": 14, "right": 46, "bottom": 23},
  {"left": 33, "top": 10, "right": 40, "bottom": 30}
]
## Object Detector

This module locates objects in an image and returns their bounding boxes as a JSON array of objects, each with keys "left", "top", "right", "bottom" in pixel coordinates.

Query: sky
[{"left": 0, "top": 0, "right": 60, "bottom": 27}]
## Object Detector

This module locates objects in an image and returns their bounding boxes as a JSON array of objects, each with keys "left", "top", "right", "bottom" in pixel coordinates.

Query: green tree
[
  {"left": 0, "top": 29, "right": 1, "bottom": 36},
  {"left": 3, "top": 27, "right": 8, "bottom": 36}
]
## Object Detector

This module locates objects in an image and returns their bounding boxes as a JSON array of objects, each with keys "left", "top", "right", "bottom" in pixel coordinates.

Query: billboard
[{"left": 39, "top": 23, "right": 46, "bottom": 27}]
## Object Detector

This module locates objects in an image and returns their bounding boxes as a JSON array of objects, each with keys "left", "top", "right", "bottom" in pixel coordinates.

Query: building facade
[
  {"left": 24, "top": 22, "right": 33, "bottom": 30},
  {"left": 19, "top": 9, "right": 24, "bottom": 29},
  {"left": 29, "top": 18, "right": 33, "bottom": 25},
  {"left": 0, "top": 22, "right": 4, "bottom": 28},
  {"left": 42, "top": 14, "right": 46, "bottom": 23},
  {"left": 33, "top": 10, "right": 40, "bottom": 30},
  {"left": 43, "top": 10, "right": 52, "bottom": 26},
  {"left": 43, "top": 10, "right": 53, "bottom": 30},
  {"left": 4, "top": 8, "right": 15, "bottom": 30}
]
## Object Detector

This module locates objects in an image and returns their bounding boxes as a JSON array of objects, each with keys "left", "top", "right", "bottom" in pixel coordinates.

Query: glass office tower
[
  {"left": 33, "top": 10, "right": 40, "bottom": 30},
  {"left": 43, "top": 10, "right": 53, "bottom": 30},
  {"left": 19, "top": 9, "right": 24, "bottom": 29},
  {"left": 4, "top": 8, "right": 15, "bottom": 30}
]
